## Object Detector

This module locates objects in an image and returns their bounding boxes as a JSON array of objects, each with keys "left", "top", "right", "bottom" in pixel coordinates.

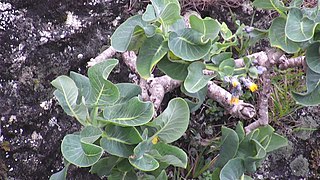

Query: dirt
[{"left": 0, "top": 0, "right": 319, "bottom": 180}]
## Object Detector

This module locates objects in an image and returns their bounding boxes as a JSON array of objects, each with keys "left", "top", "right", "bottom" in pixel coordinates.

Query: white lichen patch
[
  {"left": 40, "top": 99, "right": 53, "bottom": 110},
  {"left": 31, "top": 131, "right": 43, "bottom": 140},
  {"left": 8, "top": 115, "right": 17, "bottom": 124},
  {"left": 0, "top": 2, "right": 12, "bottom": 11},
  {"left": 48, "top": 117, "right": 62, "bottom": 131},
  {"left": 65, "top": 11, "right": 82, "bottom": 29}
]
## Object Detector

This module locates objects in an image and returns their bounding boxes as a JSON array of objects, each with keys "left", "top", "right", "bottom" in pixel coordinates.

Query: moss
[{"left": 289, "top": 155, "right": 309, "bottom": 177}]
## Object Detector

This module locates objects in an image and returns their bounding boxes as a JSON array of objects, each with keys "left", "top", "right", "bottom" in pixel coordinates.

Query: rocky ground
[{"left": 0, "top": 0, "right": 319, "bottom": 179}]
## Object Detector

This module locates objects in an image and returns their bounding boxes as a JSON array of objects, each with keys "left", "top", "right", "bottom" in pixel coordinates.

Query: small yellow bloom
[
  {"left": 232, "top": 81, "right": 239, "bottom": 87},
  {"left": 152, "top": 136, "right": 159, "bottom": 144},
  {"left": 231, "top": 77, "right": 240, "bottom": 87},
  {"left": 249, "top": 83, "right": 258, "bottom": 92},
  {"left": 230, "top": 96, "right": 239, "bottom": 105}
]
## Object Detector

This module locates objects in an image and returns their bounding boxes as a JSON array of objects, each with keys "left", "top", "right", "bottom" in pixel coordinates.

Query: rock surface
[{"left": 0, "top": 0, "right": 137, "bottom": 179}]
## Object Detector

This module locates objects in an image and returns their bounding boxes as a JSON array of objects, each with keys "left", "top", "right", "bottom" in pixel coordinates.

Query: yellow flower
[
  {"left": 231, "top": 77, "right": 239, "bottom": 87},
  {"left": 249, "top": 83, "right": 258, "bottom": 92},
  {"left": 230, "top": 96, "right": 239, "bottom": 105},
  {"left": 152, "top": 136, "right": 159, "bottom": 144}
]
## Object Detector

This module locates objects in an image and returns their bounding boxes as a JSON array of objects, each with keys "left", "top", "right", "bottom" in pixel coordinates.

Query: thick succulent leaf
[
  {"left": 220, "top": 22, "right": 233, "bottom": 41},
  {"left": 266, "top": 133, "right": 288, "bottom": 152},
  {"left": 235, "top": 122, "right": 245, "bottom": 143},
  {"left": 189, "top": 15, "right": 221, "bottom": 41},
  {"left": 156, "top": 170, "right": 168, "bottom": 180},
  {"left": 255, "top": 125, "right": 274, "bottom": 142},
  {"left": 116, "top": 83, "right": 141, "bottom": 104},
  {"left": 61, "top": 134, "right": 103, "bottom": 167},
  {"left": 127, "top": 27, "right": 148, "bottom": 51},
  {"left": 88, "top": 60, "right": 120, "bottom": 106},
  {"left": 108, "top": 169, "right": 138, "bottom": 180},
  {"left": 159, "top": 2, "right": 181, "bottom": 25},
  {"left": 157, "top": 56, "right": 189, "bottom": 80},
  {"left": 290, "top": 0, "right": 303, "bottom": 7},
  {"left": 51, "top": 76, "right": 88, "bottom": 125},
  {"left": 100, "top": 137, "right": 135, "bottom": 158},
  {"left": 180, "top": 85, "right": 207, "bottom": 112},
  {"left": 151, "top": 98, "right": 190, "bottom": 143},
  {"left": 168, "top": 28, "right": 211, "bottom": 61},
  {"left": 151, "top": 0, "right": 181, "bottom": 26},
  {"left": 70, "top": 71, "right": 91, "bottom": 101},
  {"left": 210, "top": 52, "right": 233, "bottom": 65},
  {"left": 111, "top": 15, "right": 155, "bottom": 52},
  {"left": 215, "top": 126, "right": 240, "bottom": 168},
  {"left": 306, "top": 42, "right": 320, "bottom": 74},
  {"left": 269, "top": 17, "right": 300, "bottom": 53},
  {"left": 243, "top": 139, "right": 267, "bottom": 172},
  {"left": 168, "top": 18, "right": 186, "bottom": 32},
  {"left": 104, "top": 124, "right": 143, "bottom": 145},
  {"left": 184, "top": 62, "right": 214, "bottom": 93},
  {"left": 129, "top": 153, "right": 159, "bottom": 171},
  {"left": 292, "top": 84, "right": 320, "bottom": 106},
  {"left": 219, "top": 158, "right": 245, "bottom": 180},
  {"left": 143, "top": 4, "right": 157, "bottom": 22},
  {"left": 285, "top": 8, "right": 317, "bottom": 42},
  {"left": 253, "top": 0, "right": 287, "bottom": 14},
  {"left": 219, "top": 58, "right": 235, "bottom": 76},
  {"left": 306, "top": 66, "right": 320, "bottom": 92},
  {"left": 102, "top": 97, "right": 154, "bottom": 126},
  {"left": 80, "top": 126, "right": 103, "bottom": 144},
  {"left": 151, "top": 142, "right": 187, "bottom": 168},
  {"left": 90, "top": 156, "right": 121, "bottom": 177},
  {"left": 137, "top": 34, "right": 169, "bottom": 78},
  {"left": 49, "top": 163, "right": 70, "bottom": 180}
]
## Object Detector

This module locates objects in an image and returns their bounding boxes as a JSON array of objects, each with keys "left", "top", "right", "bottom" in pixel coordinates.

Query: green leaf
[
  {"left": 104, "top": 124, "right": 143, "bottom": 145},
  {"left": 61, "top": 134, "right": 103, "bottom": 167},
  {"left": 157, "top": 56, "right": 189, "bottom": 81},
  {"left": 180, "top": 85, "right": 207, "bottom": 112},
  {"left": 70, "top": 71, "right": 91, "bottom": 101},
  {"left": 116, "top": 83, "right": 142, "bottom": 104},
  {"left": 285, "top": 8, "right": 317, "bottom": 42},
  {"left": 253, "top": 0, "right": 287, "bottom": 14},
  {"left": 219, "top": 58, "right": 235, "bottom": 76},
  {"left": 143, "top": 4, "right": 157, "bottom": 22},
  {"left": 219, "top": 158, "right": 245, "bottom": 180},
  {"left": 184, "top": 62, "right": 214, "bottom": 93},
  {"left": 306, "top": 66, "right": 320, "bottom": 92},
  {"left": 90, "top": 156, "right": 121, "bottom": 177},
  {"left": 189, "top": 15, "right": 221, "bottom": 41},
  {"left": 168, "top": 18, "right": 186, "bottom": 32},
  {"left": 151, "top": 98, "right": 190, "bottom": 143},
  {"left": 269, "top": 17, "right": 300, "bottom": 53},
  {"left": 158, "top": 2, "right": 181, "bottom": 26},
  {"left": 102, "top": 97, "right": 154, "bottom": 126},
  {"left": 292, "top": 80, "right": 320, "bottom": 106},
  {"left": 51, "top": 76, "right": 88, "bottom": 125},
  {"left": 151, "top": 0, "right": 181, "bottom": 26},
  {"left": 289, "top": 0, "right": 303, "bottom": 7},
  {"left": 129, "top": 153, "right": 159, "bottom": 171},
  {"left": 108, "top": 169, "right": 138, "bottom": 180},
  {"left": 100, "top": 137, "right": 135, "bottom": 158},
  {"left": 210, "top": 52, "right": 233, "bottom": 65},
  {"left": 220, "top": 22, "right": 233, "bottom": 41},
  {"left": 137, "top": 34, "right": 169, "bottom": 78},
  {"left": 80, "top": 126, "right": 102, "bottom": 144},
  {"left": 151, "top": 142, "right": 188, "bottom": 168},
  {"left": 168, "top": 28, "right": 211, "bottom": 61},
  {"left": 266, "top": 133, "right": 288, "bottom": 152},
  {"left": 215, "top": 126, "right": 239, "bottom": 168},
  {"left": 111, "top": 15, "right": 155, "bottom": 52},
  {"left": 50, "top": 163, "right": 70, "bottom": 180},
  {"left": 306, "top": 42, "right": 320, "bottom": 74},
  {"left": 235, "top": 122, "right": 245, "bottom": 142},
  {"left": 88, "top": 60, "right": 120, "bottom": 106},
  {"left": 243, "top": 139, "right": 267, "bottom": 172},
  {"left": 156, "top": 170, "right": 168, "bottom": 180}
]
